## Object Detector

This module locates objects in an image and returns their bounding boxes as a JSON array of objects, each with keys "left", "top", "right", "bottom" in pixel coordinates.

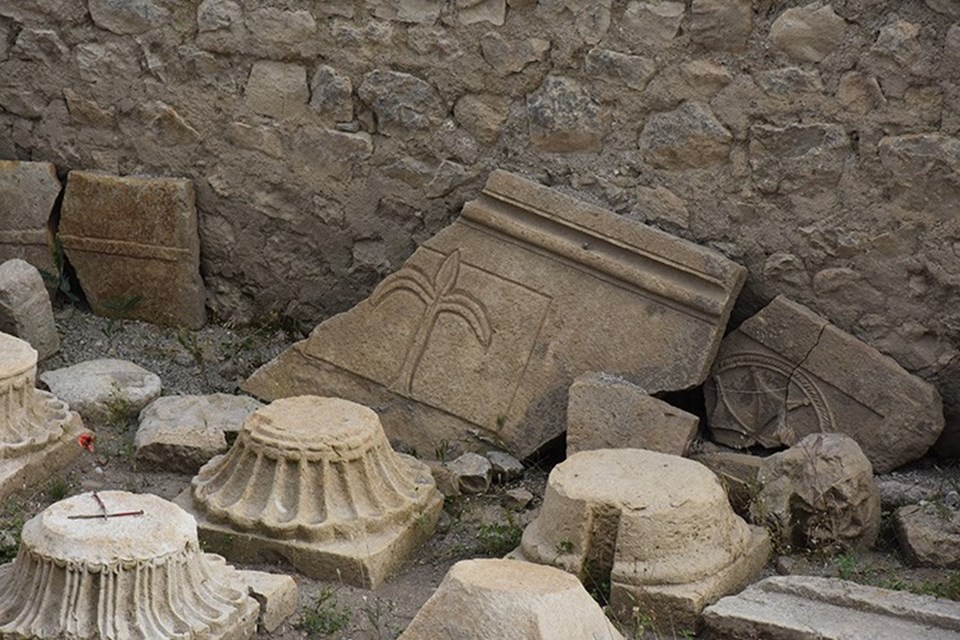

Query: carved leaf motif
[{"left": 435, "top": 250, "right": 461, "bottom": 295}]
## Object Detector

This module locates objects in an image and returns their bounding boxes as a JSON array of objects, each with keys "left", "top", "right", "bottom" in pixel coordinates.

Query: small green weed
[
  {"left": 556, "top": 539, "right": 574, "bottom": 554},
  {"left": 176, "top": 327, "right": 205, "bottom": 370},
  {"left": 476, "top": 516, "right": 523, "bottom": 557},
  {"left": 100, "top": 294, "right": 142, "bottom": 337},
  {"left": 40, "top": 236, "right": 80, "bottom": 305},
  {"left": 298, "top": 587, "right": 351, "bottom": 637},
  {"left": 47, "top": 477, "right": 70, "bottom": 502}
]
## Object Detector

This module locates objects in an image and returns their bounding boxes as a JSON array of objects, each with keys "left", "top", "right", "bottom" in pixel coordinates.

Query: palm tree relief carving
[{"left": 370, "top": 250, "right": 493, "bottom": 394}]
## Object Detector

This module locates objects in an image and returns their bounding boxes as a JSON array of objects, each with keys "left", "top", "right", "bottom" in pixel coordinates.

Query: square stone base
[
  {"left": 175, "top": 489, "right": 444, "bottom": 589},
  {"left": 609, "top": 525, "right": 771, "bottom": 634},
  {"left": 0, "top": 414, "right": 87, "bottom": 501}
]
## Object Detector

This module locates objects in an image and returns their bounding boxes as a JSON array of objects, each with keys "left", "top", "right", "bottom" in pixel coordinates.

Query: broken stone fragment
[
  {"left": 527, "top": 76, "right": 602, "bottom": 152},
  {"left": 398, "top": 559, "right": 625, "bottom": 639},
  {"left": 243, "top": 170, "right": 745, "bottom": 460},
  {"left": 705, "top": 295, "right": 944, "bottom": 473},
  {"left": 689, "top": 0, "right": 753, "bottom": 52},
  {"left": 566, "top": 372, "right": 699, "bottom": 457},
  {"left": 751, "top": 433, "right": 881, "bottom": 551},
  {"left": 485, "top": 450, "right": 524, "bottom": 483},
  {"left": 245, "top": 61, "right": 308, "bottom": 119},
  {"left": 769, "top": 2, "right": 846, "bottom": 63},
  {"left": 502, "top": 487, "right": 533, "bottom": 510},
  {"left": 0, "top": 160, "right": 60, "bottom": 276},
  {"left": 447, "top": 452, "right": 493, "bottom": 494},
  {"left": 894, "top": 503, "right": 960, "bottom": 569},
  {"left": 357, "top": 69, "right": 445, "bottom": 136},
  {"left": 0, "top": 259, "right": 59, "bottom": 360},
  {"left": 39, "top": 358, "right": 162, "bottom": 425},
  {"left": 239, "top": 569, "right": 299, "bottom": 633},
  {"left": 690, "top": 442, "right": 762, "bottom": 515},
  {"left": 639, "top": 102, "right": 732, "bottom": 169},
  {"left": 703, "top": 575, "right": 960, "bottom": 640}
]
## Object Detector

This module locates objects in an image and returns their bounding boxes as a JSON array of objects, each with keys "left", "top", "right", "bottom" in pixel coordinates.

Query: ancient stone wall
[{"left": 2, "top": 0, "right": 959, "bottom": 450}]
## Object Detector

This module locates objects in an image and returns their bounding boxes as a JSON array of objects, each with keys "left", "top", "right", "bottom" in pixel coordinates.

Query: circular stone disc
[
  {"left": 244, "top": 396, "right": 381, "bottom": 452},
  {"left": 22, "top": 491, "right": 196, "bottom": 566},
  {"left": 0, "top": 333, "right": 37, "bottom": 377},
  {"left": 553, "top": 448, "right": 726, "bottom": 511}
]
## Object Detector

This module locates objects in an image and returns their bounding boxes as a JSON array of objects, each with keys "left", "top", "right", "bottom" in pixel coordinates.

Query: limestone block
[
  {"left": 398, "top": 559, "right": 625, "bottom": 640},
  {"left": 639, "top": 102, "right": 732, "bottom": 169},
  {"left": 175, "top": 397, "right": 443, "bottom": 588},
  {"left": 457, "top": 0, "right": 506, "bottom": 25},
  {"left": 622, "top": 1, "right": 685, "bottom": 51},
  {"left": 367, "top": 0, "right": 442, "bottom": 24},
  {"left": 0, "top": 259, "right": 59, "bottom": 359},
  {"left": 632, "top": 185, "right": 689, "bottom": 229},
  {"left": 243, "top": 170, "right": 746, "bottom": 459},
  {"left": 878, "top": 133, "right": 960, "bottom": 218},
  {"left": 752, "top": 433, "right": 881, "bottom": 551},
  {"left": 481, "top": 33, "right": 550, "bottom": 75},
  {"left": 0, "top": 491, "right": 258, "bottom": 639},
  {"left": 357, "top": 69, "right": 445, "bottom": 136},
  {"left": 447, "top": 452, "right": 493, "bottom": 494},
  {"left": 135, "top": 394, "right": 263, "bottom": 473},
  {"left": 769, "top": 2, "right": 846, "bottom": 63},
  {"left": 516, "top": 449, "right": 770, "bottom": 631},
  {"left": 748, "top": 123, "right": 851, "bottom": 195},
  {"left": 197, "top": 0, "right": 242, "bottom": 32},
  {"left": 0, "top": 160, "right": 59, "bottom": 276},
  {"left": 486, "top": 450, "right": 524, "bottom": 482},
  {"left": 0, "top": 332, "right": 86, "bottom": 501},
  {"left": 309, "top": 64, "right": 353, "bottom": 123},
  {"left": 244, "top": 8, "right": 316, "bottom": 42},
  {"left": 690, "top": 444, "right": 762, "bottom": 514},
  {"left": 240, "top": 570, "right": 299, "bottom": 633},
  {"left": 894, "top": 503, "right": 960, "bottom": 568},
  {"left": 584, "top": 48, "right": 657, "bottom": 91},
  {"left": 503, "top": 487, "right": 533, "bottom": 510},
  {"left": 566, "top": 372, "right": 698, "bottom": 457},
  {"left": 39, "top": 358, "right": 162, "bottom": 425},
  {"left": 705, "top": 296, "right": 944, "bottom": 473},
  {"left": 88, "top": 0, "right": 169, "bottom": 34},
  {"left": 527, "top": 76, "right": 602, "bottom": 152},
  {"left": 454, "top": 94, "right": 510, "bottom": 144},
  {"left": 245, "top": 61, "right": 308, "bottom": 119},
  {"left": 59, "top": 171, "right": 207, "bottom": 329},
  {"left": 703, "top": 576, "right": 960, "bottom": 640},
  {"left": 689, "top": 0, "right": 753, "bottom": 52}
]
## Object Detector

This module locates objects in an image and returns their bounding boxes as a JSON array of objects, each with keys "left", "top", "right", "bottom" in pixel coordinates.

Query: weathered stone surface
[
  {"left": 367, "top": 0, "right": 441, "bottom": 24},
  {"left": 39, "top": 358, "right": 162, "bottom": 425},
  {"left": 309, "top": 64, "right": 353, "bottom": 123},
  {"left": 527, "top": 76, "right": 602, "bottom": 152},
  {"left": 59, "top": 171, "right": 207, "bottom": 329},
  {"left": 447, "top": 451, "right": 492, "bottom": 494},
  {"left": 0, "top": 161, "right": 59, "bottom": 276},
  {"left": 704, "top": 576, "right": 960, "bottom": 640},
  {"left": 705, "top": 296, "right": 944, "bottom": 473},
  {"left": 690, "top": 443, "right": 762, "bottom": 515},
  {"left": 481, "top": 32, "right": 550, "bottom": 75},
  {"left": 485, "top": 450, "right": 524, "bottom": 482},
  {"left": 0, "top": 259, "right": 58, "bottom": 359},
  {"left": 0, "top": 492, "right": 258, "bottom": 640},
  {"left": 135, "top": 394, "right": 263, "bottom": 473},
  {"left": 749, "top": 122, "right": 850, "bottom": 194},
  {"left": 878, "top": 133, "right": 960, "bottom": 218},
  {"left": 239, "top": 570, "right": 299, "bottom": 633},
  {"left": 752, "top": 433, "right": 881, "bottom": 551},
  {"left": 769, "top": 2, "right": 846, "bottom": 63},
  {"left": 639, "top": 102, "right": 732, "bottom": 169},
  {"left": 621, "top": 1, "right": 684, "bottom": 51},
  {"left": 175, "top": 397, "right": 443, "bottom": 588},
  {"left": 566, "top": 372, "right": 698, "bottom": 456},
  {"left": 584, "top": 48, "right": 656, "bottom": 91},
  {"left": 245, "top": 61, "right": 308, "bottom": 119},
  {"left": 503, "top": 487, "right": 533, "bottom": 510},
  {"left": 894, "top": 503, "right": 960, "bottom": 568},
  {"left": 458, "top": 0, "right": 506, "bottom": 25},
  {"left": 358, "top": 69, "right": 445, "bottom": 136},
  {"left": 0, "top": 332, "right": 85, "bottom": 501},
  {"left": 515, "top": 449, "right": 770, "bottom": 631},
  {"left": 197, "top": 0, "right": 242, "bottom": 32},
  {"left": 244, "top": 171, "right": 746, "bottom": 459},
  {"left": 13, "top": 29, "right": 68, "bottom": 64},
  {"left": 245, "top": 8, "right": 316, "bottom": 42},
  {"left": 398, "top": 559, "right": 625, "bottom": 640},
  {"left": 689, "top": 0, "right": 753, "bottom": 52},
  {"left": 454, "top": 94, "right": 510, "bottom": 144},
  {"left": 88, "top": 0, "right": 169, "bottom": 34},
  {"left": 632, "top": 185, "right": 689, "bottom": 229}
]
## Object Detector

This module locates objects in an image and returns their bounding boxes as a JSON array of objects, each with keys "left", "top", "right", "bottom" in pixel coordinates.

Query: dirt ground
[{"left": 0, "top": 306, "right": 957, "bottom": 639}]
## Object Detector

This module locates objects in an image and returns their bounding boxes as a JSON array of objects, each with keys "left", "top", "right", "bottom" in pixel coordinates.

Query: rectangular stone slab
[
  {"left": 0, "top": 160, "right": 60, "bottom": 277},
  {"left": 244, "top": 170, "right": 746, "bottom": 459},
  {"left": 705, "top": 295, "right": 944, "bottom": 473},
  {"left": 703, "top": 576, "right": 960, "bottom": 639},
  {"left": 58, "top": 171, "right": 206, "bottom": 329}
]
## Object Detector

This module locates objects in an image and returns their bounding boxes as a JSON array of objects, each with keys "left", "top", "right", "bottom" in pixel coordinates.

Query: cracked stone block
[
  {"left": 0, "top": 332, "right": 87, "bottom": 501},
  {"left": 59, "top": 171, "right": 207, "bottom": 329},
  {"left": 566, "top": 372, "right": 698, "bottom": 457},
  {"left": 175, "top": 396, "right": 443, "bottom": 588},
  {"left": 705, "top": 295, "right": 944, "bottom": 473},
  {"left": 0, "top": 160, "right": 59, "bottom": 276},
  {"left": 398, "top": 559, "right": 624, "bottom": 639},
  {"left": 0, "top": 259, "right": 59, "bottom": 360},
  {"left": 704, "top": 576, "right": 960, "bottom": 639},
  {"left": 514, "top": 449, "right": 770, "bottom": 631},
  {"left": 240, "top": 570, "right": 299, "bottom": 633},
  {"left": 243, "top": 171, "right": 745, "bottom": 460},
  {"left": 0, "top": 491, "right": 258, "bottom": 639},
  {"left": 39, "top": 358, "right": 161, "bottom": 426}
]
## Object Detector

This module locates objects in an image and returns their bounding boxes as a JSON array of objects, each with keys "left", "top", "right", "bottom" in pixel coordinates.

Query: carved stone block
[
  {"left": 175, "top": 396, "right": 443, "bottom": 588},
  {"left": 244, "top": 170, "right": 746, "bottom": 459},
  {"left": 0, "top": 160, "right": 60, "bottom": 277},
  {"left": 705, "top": 295, "right": 944, "bottom": 473},
  {"left": 59, "top": 171, "right": 206, "bottom": 329}
]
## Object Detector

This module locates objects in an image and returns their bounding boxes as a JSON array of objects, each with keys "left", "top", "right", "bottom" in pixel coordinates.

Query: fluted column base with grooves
[
  {"left": 0, "top": 491, "right": 258, "bottom": 640},
  {"left": 175, "top": 396, "right": 443, "bottom": 588}
]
